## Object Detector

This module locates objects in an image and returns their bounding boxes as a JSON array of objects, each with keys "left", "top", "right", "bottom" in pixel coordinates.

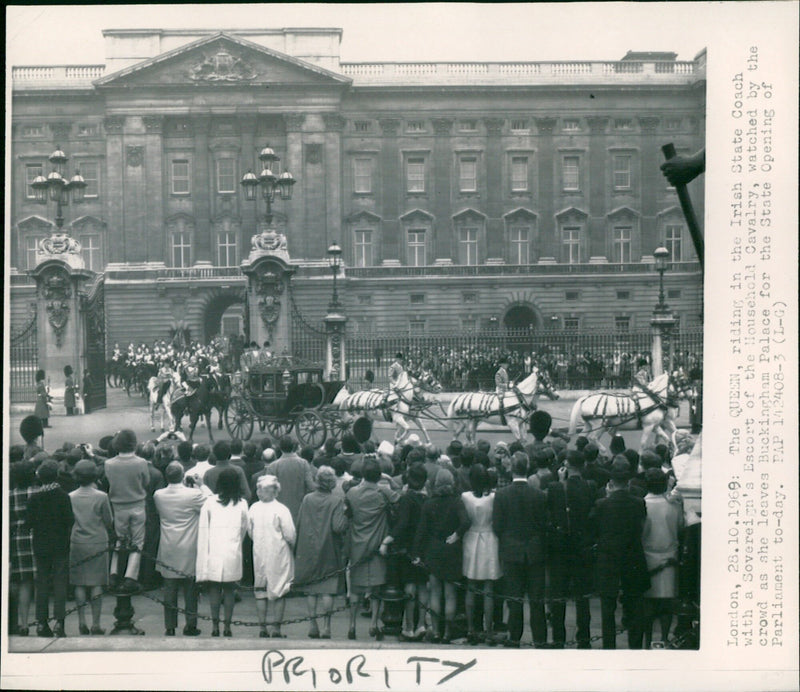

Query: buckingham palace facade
[{"left": 9, "top": 28, "right": 705, "bottom": 345}]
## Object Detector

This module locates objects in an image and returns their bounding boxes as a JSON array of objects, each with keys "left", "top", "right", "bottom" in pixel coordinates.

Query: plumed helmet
[
  {"left": 20, "top": 415, "right": 44, "bottom": 444},
  {"left": 352, "top": 416, "right": 373, "bottom": 445}
]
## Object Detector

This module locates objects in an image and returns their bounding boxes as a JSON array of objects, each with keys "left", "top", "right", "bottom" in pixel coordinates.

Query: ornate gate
[
  {"left": 10, "top": 307, "right": 38, "bottom": 403},
  {"left": 82, "top": 276, "right": 107, "bottom": 411}
]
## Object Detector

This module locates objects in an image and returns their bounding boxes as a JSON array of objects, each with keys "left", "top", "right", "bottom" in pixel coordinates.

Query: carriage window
[{"left": 262, "top": 377, "right": 274, "bottom": 393}]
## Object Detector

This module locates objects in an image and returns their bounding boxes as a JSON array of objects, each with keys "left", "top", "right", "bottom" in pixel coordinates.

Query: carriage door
[{"left": 81, "top": 277, "right": 107, "bottom": 411}]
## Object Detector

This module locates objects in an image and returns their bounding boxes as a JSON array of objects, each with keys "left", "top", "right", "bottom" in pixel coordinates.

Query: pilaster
[
  {"left": 432, "top": 118, "right": 453, "bottom": 262},
  {"left": 379, "top": 118, "right": 401, "bottom": 262},
  {"left": 535, "top": 117, "right": 557, "bottom": 258}
]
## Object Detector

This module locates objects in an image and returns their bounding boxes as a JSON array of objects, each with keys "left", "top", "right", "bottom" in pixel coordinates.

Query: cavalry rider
[
  {"left": 112, "top": 343, "right": 122, "bottom": 363},
  {"left": 388, "top": 352, "right": 410, "bottom": 403},
  {"left": 155, "top": 360, "right": 174, "bottom": 406},
  {"left": 181, "top": 356, "right": 202, "bottom": 397}
]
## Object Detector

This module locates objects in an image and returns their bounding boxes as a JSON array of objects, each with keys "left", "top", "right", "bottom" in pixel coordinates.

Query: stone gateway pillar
[
  {"left": 650, "top": 310, "right": 676, "bottom": 377},
  {"left": 30, "top": 234, "right": 93, "bottom": 389},
  {"left": 324, "top": 312, "right": 347, "bottom": 382},
  {"left": 241, "top": 230, "right": 295, "bottom": 356}
]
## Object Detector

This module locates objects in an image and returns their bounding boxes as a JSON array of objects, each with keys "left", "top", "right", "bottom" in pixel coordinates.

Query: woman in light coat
[
  {"left": 248, "top": 474, "right": 296, "bottom": 638},
  {"left": 196, "top": 467, "right": 248, "bottom": 637}
]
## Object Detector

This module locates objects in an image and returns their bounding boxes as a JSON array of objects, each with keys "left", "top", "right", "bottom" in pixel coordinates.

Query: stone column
[
  {"left": 30, "top": 241, "right": 92, "bottom": 389},
  {"left": 241, "top": 246, "right": 295, "bottom": 355},
  {"left": 534, "top": 117, "right": 557, "bottom": 257},
  {"left": 378, "top": 118, "right": 401, "bottom": 261},
  {"left": 143, "top": 115, "right": 164, "bottom": 262},
  {"left": 240, "top": 115, "right": 259, "bottom": 253},
  {"left": 431, "top": 118, "right": 453, "bottom": 261},
  {"left": 324, "top": 311, "right": 347, "bottom": 382},
  {"left": 638, "top": 116, "right": 661, "bottom": 257},
  {"left": 284, "top": 113, "right": 306, "bottom": 257},
  {"left": 193, "top": 116, "right": 212, "bottom": 263},
  {"left": 322, "top": 113, "right": 345, "bottom": 260},
  {"left": 104, "top": 116, "right": 126, "bottom": 262},
  {"left": 587, "top": 116, "right": 609, "bottom": 257},
  {"left": 484, "top": 117, "right": 505, "bottom": 258}
]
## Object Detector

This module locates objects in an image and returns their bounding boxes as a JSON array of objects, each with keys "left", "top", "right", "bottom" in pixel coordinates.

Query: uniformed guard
[
  {"left": 388, "top": 352, "right": 407, "bottom": 399},
  {"left": 495, "top": 355, "right": 511, "bottom": 397}
]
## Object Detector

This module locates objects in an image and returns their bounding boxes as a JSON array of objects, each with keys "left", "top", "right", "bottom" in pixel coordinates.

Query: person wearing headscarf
[
  {"left": 248, "top": 474, "right": 296, "bottom": 639},
  {"left": 344, "top": 456, "right": 399, "bottom": 640},
  {"left": 294, "top": 466, "right": 348, "bottom": 639},
  {"left": 9, "top": 461, "right": 37, "bottom": 635},
  {"left": 412, "top": 468, "right": 470, "bottom": 644}
]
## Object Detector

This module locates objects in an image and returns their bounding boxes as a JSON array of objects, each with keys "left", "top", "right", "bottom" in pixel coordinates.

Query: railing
[
  {"left": 340, "top": 60, "right": 700, "bottom": 84},
  {"left": 346, "top": 260, "right": 701, "bottom": 279},
  {"left": 12, "top": 64, "right": 105, "bottom": 86},
  {"left": 346, "top": 326, "right": 703, "bottom": 391},
  {"left": 104, "top": 265, "right": 247, "bottom": 281}
]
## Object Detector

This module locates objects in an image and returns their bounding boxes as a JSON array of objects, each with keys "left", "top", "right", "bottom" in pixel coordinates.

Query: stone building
[{"left": 9, "top": 28, "right": 705, "bottom": 347}]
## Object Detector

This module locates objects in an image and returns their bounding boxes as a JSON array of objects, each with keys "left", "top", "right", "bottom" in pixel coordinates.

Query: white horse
[
  {"left": 147, "top": 374, "right": 176, "bottom": 433},
  {"left": 446, "top": 369, "right": 543, "bottom": 443},
  {"left": 334, "top": 373, "right": 444, "bottom": 445},
  {"left": 567, "top": 371, "right": 691, "bottom": 451}
]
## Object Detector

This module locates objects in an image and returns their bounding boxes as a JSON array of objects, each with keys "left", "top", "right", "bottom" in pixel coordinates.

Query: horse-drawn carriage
[{"left": 224, "top": 359, "right": 345, "bottom": 447}]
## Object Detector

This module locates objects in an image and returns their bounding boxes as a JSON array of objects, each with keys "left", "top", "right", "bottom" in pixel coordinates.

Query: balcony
[
  {"left": 340, "top": 60, "right": 702, "bottom": 86},
  {"left": 12, "top": 65, "right": 105, "bottom": 89},
  {"left": 346, "top": 260, "right": 701, "bottom": 279}
]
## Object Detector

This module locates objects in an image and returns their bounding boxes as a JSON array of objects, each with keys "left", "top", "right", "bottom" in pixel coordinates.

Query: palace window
[
  {"left": 21, "top": 124, "right": 44, "bottom": 138},
  {"left": 510, "top": 156, "right": 529, "bottom": 192},
  {"left": 216, "top": 158, "right": 236, "bottom": 194},
  {"left": 562, "top": 155, "right": 580, "bottom": 191},
  {"left": 25, "top": 163, "right": 43, "bottom": 199},
  {"left": 614, "top": 315, "right": 631, "bottom": 332},
  {"left": 664, "top": 118, "right": 681, "bottom": 131},
  {"left": 79, "top": 234, "right": 101, "bottom": 271},
  {"left": 616, "top": 289, "right": 631, "bottom": 300},
  {"left": 77, "top": 123, "right": 99, "bottom": 137},
  {"left": 665, "top": 224, "right": 683, "bottom": 261},
  {"left": 612, "top": 225, "right": 632, "bottom": 263},
  {"left": 458, "top": 156, "right": 478, "bottom": 192},
  {"left": 409, "top": 318, "right": 426, "bottom": 336},
  {"left": 565, "top": 290, "right": 580, "bottom": 301},
  {"left": 463, "top": 292, "right": 478, "bottom": 304},
  {"left": 509, "top": 225, "right": 529, "bottom": 264},
  {"left": 406, "top": 120, "right": 426, "bottom": 133},
  {"left": 217, "top": 231, "right": 237, "bottom": 267},
  {"left": 562, "top": 226, "right": 582, "bottom": 264},
  {"left": 170, "top": 159, "right": 191, "bottom": 195},
  {"left": 171, "top": 232, "right": 192, "bottom": 268},
  {"left": 25, "top": 236, "right": 45, "bottom": 270},
  {"left": 458, "top": 119, "right": 478, "bottom": 132},
  {"left": 407, "top": 229, "right": 427, "bottom": 267},
  {"left": 458, "top": 227, "right": 479, "bottom": 265},
  {"left": 510, "top": 119, "right": 529, "bottom": 133},
  {"left": 668, "top": 289, "right": 682, "bottom": 299},
  {"left": 461, "top": 317, "right": 477, "bottom": 332},
  {"left": 410, "top": 293, "right": 426, "bottom": 304},
  {"left": 353, "top": 157, "right": 373, "bottom": 194},
  {"left": 614, "top": 118, "right": 633, "bottom": 131},
  {"left": 353, "top": 229, "right": 373, "bottom": 267},
  {"left": 79, "top": 161, "right": 99, "bottom": 198},
  {"left": 354, "top": 120, "right": 372, "bottom": 133},
  {"left": 612, "top": 155, "right": 631, "bottom": 190},
  {"left": 563, "top": 118, "right": 581, "bottom": 131},
  {"left": 564, "top": 317, "right": 580, "bottom": 332},
  {"left": 406, "top": 157, "right": 426, "bottom": 193}
]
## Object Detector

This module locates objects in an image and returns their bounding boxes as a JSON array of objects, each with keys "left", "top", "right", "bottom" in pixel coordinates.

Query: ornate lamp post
[
  {"left": 327, "top": 241, "right": 342, "bottom": 309},
  {"left": 240, "top": 145, "right": 295, "bottom": 227},
  {"left": 32, "top": 146, "right": 87, "bottom": 232},
  {"left": 651, "top": 246, "right": 676, "bottom": 377}
]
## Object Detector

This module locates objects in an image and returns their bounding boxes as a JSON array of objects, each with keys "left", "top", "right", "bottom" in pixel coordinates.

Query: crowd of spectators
[{"left": 8, "top": 410, "right": 700, "bottom": 648}]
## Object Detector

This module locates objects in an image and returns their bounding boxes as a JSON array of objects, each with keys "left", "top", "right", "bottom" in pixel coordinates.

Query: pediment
[
  {"left": 607, "top": 205, "right": 640, "bottom": 220},
  {"left": 95, "top": 33, "right": 351, "bottom": 89}
]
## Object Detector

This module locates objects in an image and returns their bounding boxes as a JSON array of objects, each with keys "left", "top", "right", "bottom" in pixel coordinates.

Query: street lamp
[
  {"left": 32, "top": 146, "right": 87, "bottom": 230},
  {"left": 327, "top": 241, "right": 343, "bottom": 309},
  {"left": 653, "top": 246, "right": 670, "bottom": 312},
  {"left": 240, "top": 145, "right": 296, "bottom": 227}
]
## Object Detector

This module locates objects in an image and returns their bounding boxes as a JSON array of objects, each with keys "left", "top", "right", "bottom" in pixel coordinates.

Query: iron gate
[
  {"left": 289, "top": 287, "right": 326, "bottom": 364},
  {"left": 82, "top": 276, "right": 107, "bottom": 411},
  {"left": 10, "top": 307, "right": 38, "bottom": 403}
]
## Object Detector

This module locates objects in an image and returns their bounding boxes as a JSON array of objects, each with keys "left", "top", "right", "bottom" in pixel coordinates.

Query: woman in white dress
[
  {"left": 461, "top": 463, "right": 502, "bottom": 645},
  {"left": 196, "top": 467, "right": 249, "bottom": 637},
  {"left": 248, "top": 474, "right": 296, "bottom": 638}
]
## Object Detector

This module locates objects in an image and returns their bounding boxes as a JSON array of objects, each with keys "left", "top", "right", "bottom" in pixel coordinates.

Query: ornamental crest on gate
[
  {"left": 41, "top": 268, "right": 72, "bottom": 347},
  {"left": 254, "top": 268, "right": 284, "bottom": 332}
]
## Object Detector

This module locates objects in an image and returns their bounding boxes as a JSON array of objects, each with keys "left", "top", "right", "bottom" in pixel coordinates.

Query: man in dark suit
[
  {"left": 545, "top": 450, "right": 598, "bottom": 648},
  {"left": 492, "top": 451, "right": 548, "bottom": 648},
  {"left": 589, "top": 457, "right": 650, "bottom": 649}
]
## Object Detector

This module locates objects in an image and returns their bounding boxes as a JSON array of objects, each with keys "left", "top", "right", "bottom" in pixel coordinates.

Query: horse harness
[{"left": 497, "top": 384, "right": 534, "bottom": 426}]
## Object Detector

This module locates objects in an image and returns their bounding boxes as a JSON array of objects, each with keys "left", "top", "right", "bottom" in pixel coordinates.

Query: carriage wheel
[
  {"left": 265, "top": 420, "right": 293, "bottom": 439},
  {"left": 295, "top": 410, "right": 327, "bottom": 449},
  {"left": 225, "top": 398, "right": 254, "bottom": 441},
  {"left": 329, "top": 417, "right": 352, "bottom": 441}
]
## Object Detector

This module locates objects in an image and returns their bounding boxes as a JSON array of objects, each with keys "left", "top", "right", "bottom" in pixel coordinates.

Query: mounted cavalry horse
[
  {"left": 147, "top": 372, "right": 176, "bottom": 433},
  {"left": 169, "top": 373, "right": 215, "bottom": 442},
  {"left": 567, "top": 370, "right": 692, "bottom": 451},
  {"left": 446, "top": 368, "right": 553, "bottom": 443},
  {"left": 334, "top": 371, "right": 445, "bottom": 445}
]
